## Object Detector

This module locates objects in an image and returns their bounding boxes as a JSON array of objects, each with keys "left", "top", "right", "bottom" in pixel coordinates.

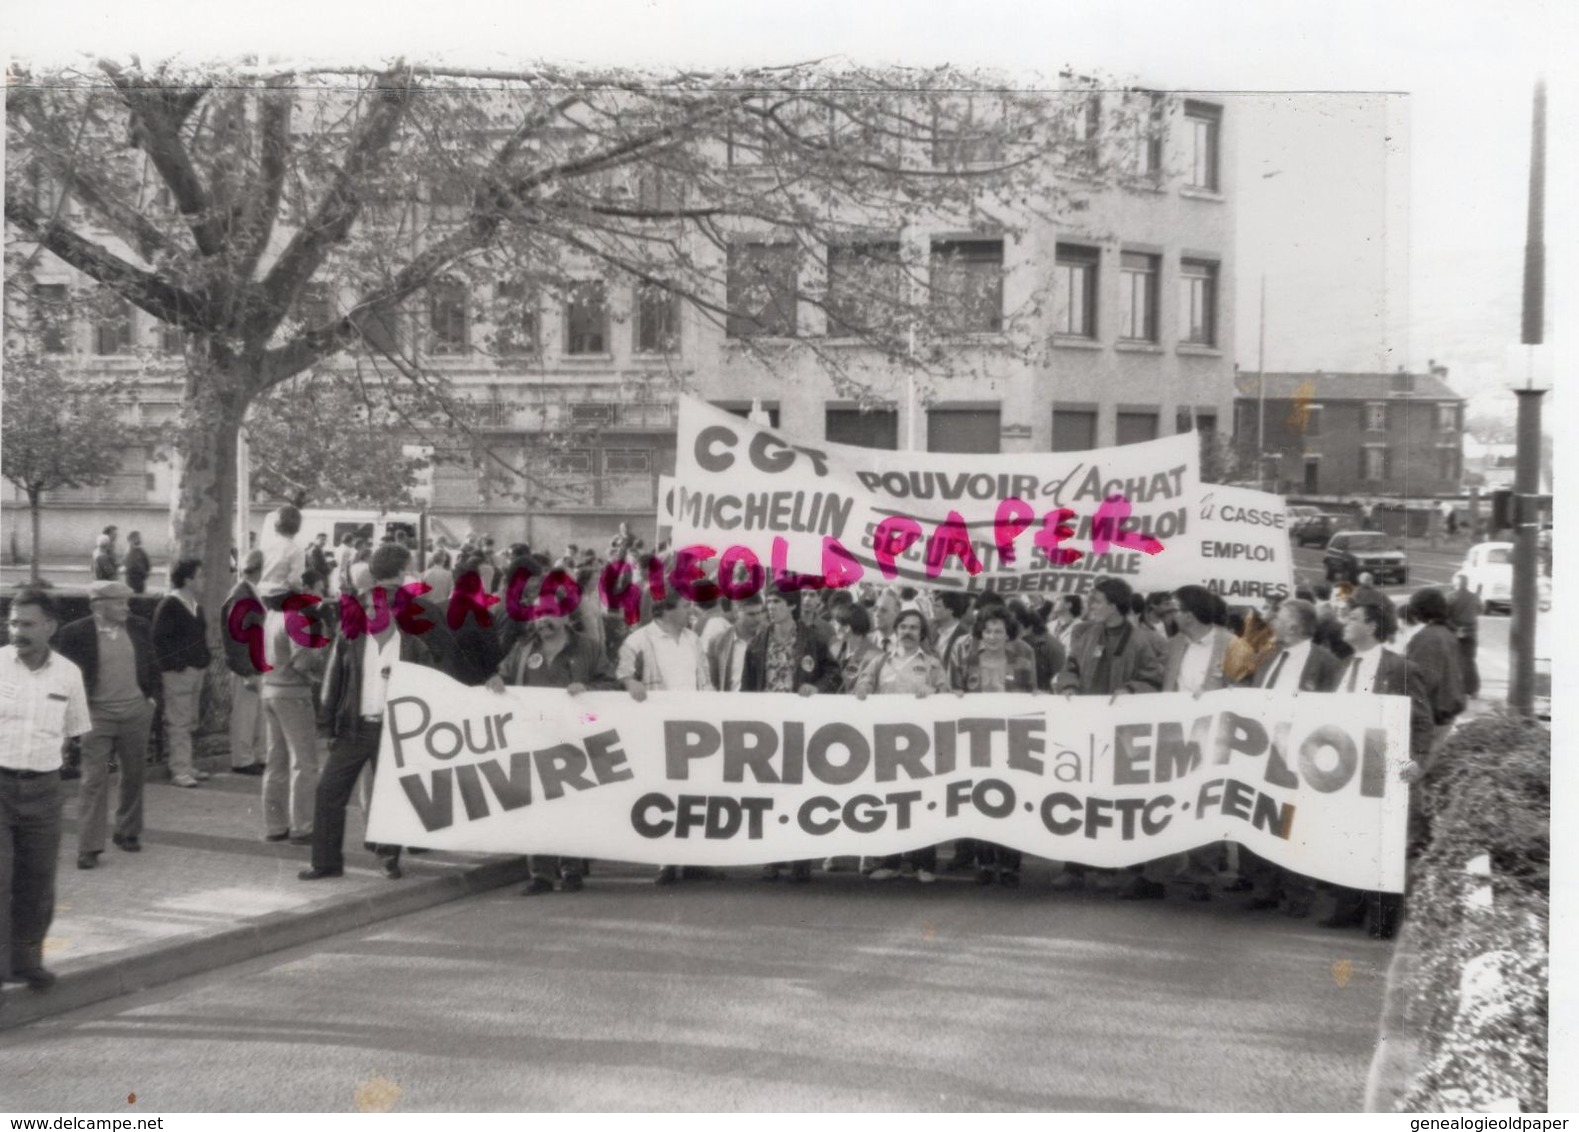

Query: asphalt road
[{"left": 1, "top": 871, "right": 1389, "bottom": 1113}]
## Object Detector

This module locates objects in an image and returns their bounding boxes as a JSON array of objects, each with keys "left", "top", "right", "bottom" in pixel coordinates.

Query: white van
[{"left": 297, "top": 509, "right": 420, "bottom": 549}]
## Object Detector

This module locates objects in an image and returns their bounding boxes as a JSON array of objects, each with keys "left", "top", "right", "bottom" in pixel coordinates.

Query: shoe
[
  {"left": 232, "top": 764, "right": 265, "bottom": 777},
  {"left": 761, "top": 865, "right": 782, "bottom": 882},
  {"left": 171, "top": 775, "right": 200, "bottom": 788},
  {"left": 76, "top": 852, "right": 99, "bottom": 870},
  {"left": 1120, "top": 878, "right": 1167, "bottom": 901},
  {"left": 559, "top": 873, "right": 584, "bottom": 893},
  {"left": 915, "top": 869, "right": 936, "bottom": 884},
  {"left": 264, "top": 831, "right": 290, "bottom": 843},
  {"left": 1048, "top": 872, "right": 1085, "bottom": 892},
  {"left": 654, "top": 866, "right": 678, "bottom": 886},
  {"left": 789, "top": 862, "right": 812, "bottom": 883},
  {"left": 288, "top": 834, "right": 313, "bottom": 846},
  {"left": 112, "top": 834, "right": 141, "bottom": 852},
  {"left": 520, "top": 876, "right": 555, "bottom": 896},
  {"left": 298, "top": 867, "right": 343, "bottom": 881},
  {"left": 867, "top": 867, "right": 899, "bottom": 881},
  {"left": 192, "top": 769, "right": 212, "bottom": 781},
  {"left": 12, "top": 966, "right": 56, "bottom": 991},
  {"left": 999, "top": 871, "right": 1020, "bottom": 889},
  {"left": 380, "top": 858, "right": 403, "bottom": 880},
  {"left": 975, "top": 867, "right": 996, "bottom": 886}
]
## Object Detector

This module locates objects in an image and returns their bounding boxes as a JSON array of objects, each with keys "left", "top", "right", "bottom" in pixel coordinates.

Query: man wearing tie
[
  {"left": 1321, "top": 594, "right": 1416, "bottom": 937},
  {"left": 706, "top": 596, "right": 764, "bottom": 693},
  {"left": 1244, "top": 598, "right": 1341, "bottom": 916}
]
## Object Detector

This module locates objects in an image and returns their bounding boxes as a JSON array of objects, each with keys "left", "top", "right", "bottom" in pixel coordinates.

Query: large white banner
[
  {"left": 367, "top": 665, "right": 1411, "bottom": 892},
  {"left": 1147, "top": 483, "right": 1297, "bottom": 603},
  {"left": 665, "top": 397, "right": 1291, "bottom": 604}
]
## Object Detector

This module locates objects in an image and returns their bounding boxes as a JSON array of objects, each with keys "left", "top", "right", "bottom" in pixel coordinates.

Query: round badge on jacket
[
  {"left": 800, "top": 655, "right": 816, "bottom": 673},
  {"left": 526, "top": 652, "right": 544, "bottom": 669}
]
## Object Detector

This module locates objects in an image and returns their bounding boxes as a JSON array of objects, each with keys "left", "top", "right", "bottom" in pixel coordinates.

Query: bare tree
[{"left": 6, "top": 57, "right": 1162, "bottom": 615}]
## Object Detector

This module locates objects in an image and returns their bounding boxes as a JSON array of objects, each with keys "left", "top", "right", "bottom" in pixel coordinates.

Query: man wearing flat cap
[{"left": 55, "top": 581, "right": 161, "bottom": 868}]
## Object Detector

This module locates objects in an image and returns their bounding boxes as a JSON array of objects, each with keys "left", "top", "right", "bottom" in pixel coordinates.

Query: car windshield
[
  {"left": 1349, "top": 534, "right": 1389, "bottom": 550},
  {"left": 1486, "top": 547, "right": 1513, "bottom": 564}
]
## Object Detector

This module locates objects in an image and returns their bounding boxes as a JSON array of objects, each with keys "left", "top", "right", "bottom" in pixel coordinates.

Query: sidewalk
[{"left": 0, "top": 750, "right": 534, "bottom": 1030}]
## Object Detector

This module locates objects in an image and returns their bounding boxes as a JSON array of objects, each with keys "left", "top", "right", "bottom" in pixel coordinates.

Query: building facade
[
  {"left": 1233, "top": 367, "right": 1465, "bottom": 501},
  {"left": 5, "top": 85, "right": 1236, "bottom": 563}
]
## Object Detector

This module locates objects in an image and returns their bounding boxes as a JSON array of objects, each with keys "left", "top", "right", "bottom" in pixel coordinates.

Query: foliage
[
  {"left": 1398, "top": 707, "right": 1549, "bottom": 1112},
  {"left": 243, "top": 368, "right": 441, "bottom": 510}
]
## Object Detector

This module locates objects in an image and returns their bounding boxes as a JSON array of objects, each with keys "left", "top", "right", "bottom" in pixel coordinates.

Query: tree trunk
[
  {"left": 169, "top": 363, "right": 250, "bottom": 739},
  {"left": 28, "top": 490, "right": 42, "bottom": 585}
]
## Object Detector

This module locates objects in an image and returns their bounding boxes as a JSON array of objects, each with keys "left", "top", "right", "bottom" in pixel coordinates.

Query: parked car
[
  {"left": 1292, "top": 512, "right": 1343, "bottom": 548},
  {"left": 1452, "top": 541, "right": 1552, "bottom": 614},
  {"left": 1322, "top": 530, "right": 1408, "bottom": 584}
]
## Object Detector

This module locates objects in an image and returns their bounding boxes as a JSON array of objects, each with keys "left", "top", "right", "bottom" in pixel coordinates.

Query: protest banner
[
  {"left": 367, "top": 665, "right": 1411, "bottom": 892},
  {"left": 1147, "top": 483, "right": 1296, "bottom": 603},
  {"left": 667, "top": 396, "right": 1201, "bottom": 595}
]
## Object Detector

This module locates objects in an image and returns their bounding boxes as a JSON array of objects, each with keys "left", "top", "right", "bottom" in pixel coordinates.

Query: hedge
[{"left": 1398, "top": 707, "right": 1549, "bottom": 1112}]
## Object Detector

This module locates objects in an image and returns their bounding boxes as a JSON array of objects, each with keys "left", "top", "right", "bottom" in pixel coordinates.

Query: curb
[
  {"left": 0, "top": 855, "right": 534, "bottom": 1031},
  {"left": 1363, "top": 918, "right": 1422, "bottom": 1111}
]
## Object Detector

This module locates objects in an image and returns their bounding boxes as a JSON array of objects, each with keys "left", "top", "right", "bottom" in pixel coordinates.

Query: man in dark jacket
[
  {"left": 300, "top": 543, "right": 436, "bottom": 882},
  {"left": 1055, "top": 577, "right": 1163, "bottom": 696},
  {"left": 55, "top": 581, "right": 161, "bottom": 867},
  {"left": 122, "top": 531, "right": 152, "bottom": 595},
  {"left": 486, "top": 607, "right": 619, "bottom": 894},
  {"left": 221, "top": 550, "right": 267, "bottom": 775},
  {"left": 150, "top": 558, "right": 213, "bottom": 788},
  {"left": 740, "top": 590, "right": 840, "bottom": 882}
]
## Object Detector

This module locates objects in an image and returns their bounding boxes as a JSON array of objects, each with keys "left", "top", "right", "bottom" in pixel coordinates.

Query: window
[
  {"left": 1362, "top": 445, "right": 1389, "bottom": 483},
  {"left": 94, "top": 296, "right": 133, "bottom": 356},
  {"left": 715, "top": 402, "right": 781, "bottom": 429},
  {"left": 427, "top": 279, "right": 469, "bottom": 355},
  {"left": 634, "top": 284, "right": 680, "bottom": 354},
  {"left": 604, "top": 449, "right": 652, "bottom": 475},
  {"left": 1054, "top": 244, "right": 1098, "bottom": 338},
  {"left": 549, "top": 449, "right": 595, "bottom": 480},
  {"left": 1366, "top": 402, "right": 1388, "bottom": 432},
  {"left": 159, "top": 324, "right": 186, "bottom": 354},
  {"left": 564, "top": 281, "right": 609, "bottom": 355},
  {"left": 1183, "top": 101, "right": 1221, "bottom": 191},
  {"left": 636, "top": 168, "right": 682, "bottom": 212},
  {"left": 826, "top": 406, "right": 899, "bottom": 450},
  {"left": 494, "top": 279, "right": 539, "bottom": 356},
  {"left": 1129, "top": 91, "right": 1164, "bottom": 177},
  {"left": 929, "top": 240, "right": 1003, "bottom": 334},
  {"left": 1178, "top": 258, "right": 1218, "bottom": 346},
  {"left": 32, "top": 284, "right": 69, "bottom": 353},
  {"left": 1437, "top": 403, "right": 1458, "bottom": 433},
  {"left": 726, "top": 243, "right": 798, "bottom": 338},
  {"left": 1068, "top": 91, "right": 1101, "bottom": 171},
  {"left": 1304, "top": 457, "right": 1321, "bottom": 494},
  {"left": 826, "top": 241, "right": 901, "bottom": 336},
  {"left": 1437, "top": 445, "right": 1460, "bottom": 481},
  {"left": 1303, "top": 405, "right": 1324, "bottom": 438},
  {"left": 428, "top": 181, "right": 470, "bottom": 224},
  {"left": 1116, "top": 410, "right": 1159, "bottom": 446},
  {"left": 932, "top": 94, "right": 1005, "bottom": 166},
  {"left": 1119, "top": 252, "right": 1158, "bottom": 341},
  {"left": 1052, "top": 409, "right": 1098, "bottom": 452},
  {"left": 928, "top": 407, "right": 1001, "bottom": 454},
  {"left": 30, "top": 167, "right": 66, "bottom": 216},
  {"left": 726, "top": 123, "right": 763, "bottom": 168}
]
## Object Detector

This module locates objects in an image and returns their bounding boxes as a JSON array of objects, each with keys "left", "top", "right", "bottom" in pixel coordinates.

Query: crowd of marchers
[{"left": 2, "top": 506, "right": 1484, "bottom": 999}]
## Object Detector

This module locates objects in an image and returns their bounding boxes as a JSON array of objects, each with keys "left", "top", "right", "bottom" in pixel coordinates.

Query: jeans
[{"left": 311, "top": 726, "right": 399, "bottom": 873}]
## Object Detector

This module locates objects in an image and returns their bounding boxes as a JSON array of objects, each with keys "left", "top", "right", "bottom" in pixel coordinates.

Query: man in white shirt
[
  {"left": 706, "top": 597, "right": 763, "bottom": 693},
  {"left": 1253, "top": 599, "right": 1342, "bottom": 694},
  {"left": 258, "top": 505, "right": 306, "bottom": 594},
  {"left": 1, "top": 590, "right": 92, "bottom": 992}
]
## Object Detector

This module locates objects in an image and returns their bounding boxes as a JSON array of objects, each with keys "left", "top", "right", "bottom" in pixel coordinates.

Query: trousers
[
  {"left": 77, "top": 699, "right": 154, "bottom": 854},
  {"left": 1, "top": 771, "right": 63, "bottom": 978},
  {"left": 161, "top": 667, "right": 205, "bottom": 777},
  {"left": 311, "top": 726, "right": 399, "bottom": 873},
  {"left": 261, "top": 689, "right": 322, "bottom": 838}
]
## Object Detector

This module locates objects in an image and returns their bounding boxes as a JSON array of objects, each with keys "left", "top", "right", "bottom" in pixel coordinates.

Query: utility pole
[
  {"left": 1508, "top": 80, "right": 1546, "bottom": 717},
  {"left": 1257, "top": 274, "right": 1268, "bottom": 490}
]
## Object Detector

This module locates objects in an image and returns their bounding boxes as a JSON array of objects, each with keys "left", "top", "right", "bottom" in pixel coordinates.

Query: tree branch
[
  {"left": 251, "top": 64, "right": 416, "bottom": 342},
  {"left": 4, "top": 197, "right": 211, "bottom": 331},
  {"left": 229, "top": 80, "right": 293, "bottom": 286}
]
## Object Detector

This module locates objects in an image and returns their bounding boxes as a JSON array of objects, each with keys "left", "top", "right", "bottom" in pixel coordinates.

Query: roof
[{"left": 1233, "top": 371, "right": 1463, "bottom": 402}]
